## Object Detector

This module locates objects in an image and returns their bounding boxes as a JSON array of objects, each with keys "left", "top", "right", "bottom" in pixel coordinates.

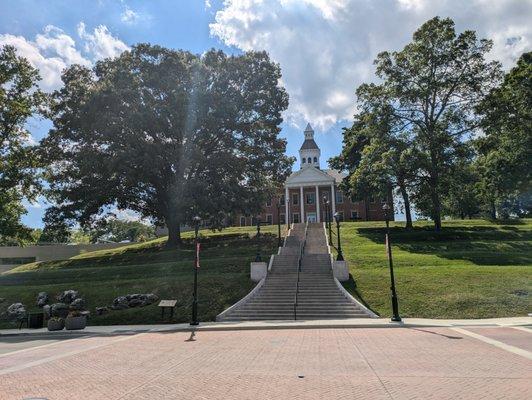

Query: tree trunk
[
  {"left": 428, "top": 149, "right": 442, "bottom": 231},
  {"left": 166, "top": 218, "right": 182, "bottom": 248},
  {"left": 490, "top": 200, "right": 497, "bottom": 220},
  {"left": 398, "top": 179, "right": 413, "bottom": 229},
  {"left": 431, "top": 188, "right": 442, "bottom": 231}
]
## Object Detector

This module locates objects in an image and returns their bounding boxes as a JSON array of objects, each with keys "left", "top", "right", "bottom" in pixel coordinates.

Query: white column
[
  {"left": 331, "top": 183, "right": 336, "bottom": 216},
  {"left": 300, "top": 186, "right": 304, "bottom": 222},
  {"left": 315, "top": 185, "right": 320, "bottom": 222},
  {"left": 285, "top": 186, "right": 289, "bottom": 228}
]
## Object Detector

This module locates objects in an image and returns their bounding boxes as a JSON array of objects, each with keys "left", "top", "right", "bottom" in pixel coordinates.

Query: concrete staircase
[{"left": 217, "top": 222, "right": 373, "bottom": 321}]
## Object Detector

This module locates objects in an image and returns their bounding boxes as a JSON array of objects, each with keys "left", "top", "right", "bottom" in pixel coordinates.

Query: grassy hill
[
  {"left": 0, "top": 226, "right": 280, "bottom": 328},
  {"left": 337, "top": 219, "right": 531, "bottom": 319},
  {"left": 0, "top": 219, "right": 530, "bottom": 328}
]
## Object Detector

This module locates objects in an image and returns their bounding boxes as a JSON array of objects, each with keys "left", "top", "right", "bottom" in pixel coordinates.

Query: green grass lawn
[
  {"left": 0, "top": 225, "right": 281, "bottom": 328},
  {"left": 336, "top": 219, "right": 531, "bottom": 319},
  {"left": 1, "top": 219, "right": 530, "bottom": 327}
]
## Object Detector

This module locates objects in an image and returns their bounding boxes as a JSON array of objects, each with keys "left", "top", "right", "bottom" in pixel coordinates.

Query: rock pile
[
  {"left": 36, "top": 292, "right": 49, "bottom": 307},
  {"left": 111, "top": 293, "right": 158, "bottom": 310},
  {"left": 6, "top": 303, "right": 26, "bottom": 321}
]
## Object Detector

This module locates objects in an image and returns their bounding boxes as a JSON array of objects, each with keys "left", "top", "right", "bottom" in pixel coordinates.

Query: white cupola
[{"left": 299, "top": 123, "right": 320, "bottom": 169}]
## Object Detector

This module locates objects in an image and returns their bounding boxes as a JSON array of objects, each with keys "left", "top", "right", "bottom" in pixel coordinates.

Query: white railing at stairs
[{"left": 294, "top": 222, "right": 308, "bottom": 320}]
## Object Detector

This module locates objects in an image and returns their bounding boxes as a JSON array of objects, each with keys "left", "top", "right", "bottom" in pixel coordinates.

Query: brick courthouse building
[{"left": 237, "top": 124, "right": 390, "bottom": 227}]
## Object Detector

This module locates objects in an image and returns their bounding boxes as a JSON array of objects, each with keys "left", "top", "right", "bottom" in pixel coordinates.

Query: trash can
[{"left": 28, "top": 312, "right": 44, "bottom": 329}]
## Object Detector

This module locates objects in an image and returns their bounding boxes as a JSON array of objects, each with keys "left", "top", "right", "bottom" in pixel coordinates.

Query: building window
[
  {"left": 350, "top": 211, "right": 358, "bottom": 220},
  {"left": 292, "top": 193, "right": 299, "bottom": 205},
  {"left": 251, "top": 216, "right": 258, "bottom": 226},
  {"left": 306, "top": 192, "right": 315, "bottom": 205},
  {"left": 313, "top": 157, "right": 317, "bottom": 163},
  {"left": 293, "top": 213, "right": 300, "bottom": 223},
  {"left": 280, "top": 214, "right": 286, "bottom": 224},
  {"left": 240, "top": 216, "right": 246, "bottom": 226},
  {"left": 266, "top": 214, "right": 273, "bottom": 224},
  {"left": 302, "top": 158, "right": 306, "bottom": 163},
  {"left": 337, "top": 211, "right": 344, "bottom": 221},
  {"left": 266, "top": 198, "right": 271, "bottom": 207},
  {"left": 307, "top": 157, "right": 311, "bottom": 163},
  {"left": 335, "top": 190, "right": 343, "bottom": 204},
  {"left": 280, "top": 195, "right": 285, "bottom": 206}
]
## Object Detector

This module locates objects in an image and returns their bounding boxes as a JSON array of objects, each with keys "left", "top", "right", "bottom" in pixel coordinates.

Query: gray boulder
[
  {"left": 42, "top": 304, "right": 51, "bottom": 319},
  {"left": 111, "top": 296, "right": 129, "bottom": 310},
  {"left": 51, "top": 303, "right": 69, "bottom": 318},
  {"left": 69, "top": 298, "right": 86, "bottom": 311},
  {"left": 6, "top": 303, "right": 26, "bottom": 321},
  {"left": 111, "top": 293, "right": 159, "bottom": 309},
  {"left": 36, "top": 292, "right": 49, "bottom": 307},
  {"left": 57, "top": 290, "right": 79, "bottom": 304},
  {"left": 95, "top": 307, "right": 109, "bottom": 316},
  {"left": 126, "top": 293, "right": 159, "bottom": 308}
]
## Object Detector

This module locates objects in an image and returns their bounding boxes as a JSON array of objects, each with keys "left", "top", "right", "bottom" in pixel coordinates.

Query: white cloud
[
  {"left": 0, "top": 27, "right": 90, "bottom": 90},
  {"left": 121, "top": 7, "right": 140, "bottom": 24},
  {"left": 211, "top": 0, "right": 532, "bottom": 129},
  {"left": 0, "top": 23, "right": 128, "bottom": 92},
  {"left": 77, "top": 22, "right": 129, "bottom": 60}
]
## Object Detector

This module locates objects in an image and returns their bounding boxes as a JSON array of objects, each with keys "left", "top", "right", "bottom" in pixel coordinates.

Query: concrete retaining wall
[{"left": 0, "top": 243, "right": 130, "bottom": 269}]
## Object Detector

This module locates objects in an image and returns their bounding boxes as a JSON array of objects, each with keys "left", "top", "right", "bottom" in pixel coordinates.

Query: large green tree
[
  {"left": 330, "top": 110, "right": 415, "bottom": 228},
  {"left": 43, "top": 45, "right": 293, "bottom": 247},
  {"left": 475, "top": 52, "right": 531, "bottom": 218},
  {"left": 0, "top": 45, "right": 45, "bottom": 244},
  {"left": 356, "top": 17, "right": 501, "bottom": 230}
]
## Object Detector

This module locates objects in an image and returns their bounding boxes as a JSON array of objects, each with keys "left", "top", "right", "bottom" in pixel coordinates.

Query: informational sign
[{"left": 196, "top": 242, "right": 200, "bottom": 268}]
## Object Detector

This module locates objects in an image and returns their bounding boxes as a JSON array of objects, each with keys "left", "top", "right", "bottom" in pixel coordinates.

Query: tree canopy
[
  {"left": 337, "top": 17, "right": 503, "bottom": 229},
  {"left": 475, "top": 51, "right": 531, "bottom": 218},
  {"left": 0, "top": 45, "right": 46, "bottom": 244},
  {"left": 43, "top": 44, "right": 293, "bottom": 246}
]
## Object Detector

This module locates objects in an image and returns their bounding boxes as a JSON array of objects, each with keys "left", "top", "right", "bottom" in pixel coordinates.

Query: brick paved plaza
[{"left": 1, "top": 326, "right": 531, "bottom": 399}]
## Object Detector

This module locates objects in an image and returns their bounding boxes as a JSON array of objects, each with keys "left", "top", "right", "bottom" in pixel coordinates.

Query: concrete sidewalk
[{"left": 1, "top": 316, "right": 530, "bottom": 337}]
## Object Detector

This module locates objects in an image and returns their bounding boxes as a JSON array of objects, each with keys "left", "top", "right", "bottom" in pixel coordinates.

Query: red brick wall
[{"left": 234, "top": 186, "right": 393, "bottom": 226}]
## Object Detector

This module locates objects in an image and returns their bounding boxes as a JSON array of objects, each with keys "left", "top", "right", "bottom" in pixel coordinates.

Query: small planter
[
  {"left": 65, "top": 316, "right": 87, "bottom": 330},
  {"left": 47, "top": 318, "right": 65, "bottom": 331}
]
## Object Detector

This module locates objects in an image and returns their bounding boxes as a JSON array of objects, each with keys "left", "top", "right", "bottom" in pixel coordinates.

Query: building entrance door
[{"left": 306, "top": 212, "right": 317, "bottom": 222}]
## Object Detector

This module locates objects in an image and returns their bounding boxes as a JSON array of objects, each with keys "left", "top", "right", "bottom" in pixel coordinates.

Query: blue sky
[{"left": 2, "top": 0, "right": 530, "bottom": 228}]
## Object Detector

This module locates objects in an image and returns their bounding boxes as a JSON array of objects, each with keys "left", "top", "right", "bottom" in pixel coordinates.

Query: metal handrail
[{"left": 294, "top": 221, "right": 308, "bottom": 320}]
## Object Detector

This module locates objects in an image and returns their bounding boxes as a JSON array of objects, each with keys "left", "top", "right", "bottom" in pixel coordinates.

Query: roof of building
[
  {"left": 300, "top": 138, "right": 320, "bottom": 150},
  {"left": 323, "top": 169, "right": 347, "bottom": 184},
  {"left": 285, "top": 167, "right": 347, "bottom": 186}
]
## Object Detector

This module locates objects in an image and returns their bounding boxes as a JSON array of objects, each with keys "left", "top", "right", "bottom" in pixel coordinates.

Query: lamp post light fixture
[
  {"left": 255, "top": 216, "right": 262, "bottom": 262},
  {"left": 333, "top": 212, "right": 344, "bottom": 261},
  {"left": 383, "top": 203, "right": 401, "bottom": 322},
  {"left": 323, "top": 196, "right": 332, "bottom": 246},
  {"left": 190, "top": 215, "right": 201, "bottom": 326},
  {"left": 276, "top": 201, "right": 282, "bottom": 248}
]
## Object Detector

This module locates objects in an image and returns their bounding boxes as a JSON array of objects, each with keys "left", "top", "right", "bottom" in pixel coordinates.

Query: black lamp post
[
  {"left": 383, "top": 203, "right": 401, "bottom": 322},
  {"left": 333, "top": 212, "right": 344, "bottom": 261},
  {"left": 190, "top": 215, "right": 201, "bottom": 326},
  {"left": 276, "top": 201, "right": 282, "bottom": 248},
  {"left": 255, "top": 216, "right": 262, "bottom": 262},
  {"left": 286, "top": 198, "right": 291, "bottom": 228},
  {"left": 323, "top": 196, "right": 332, "bottom": 246}
]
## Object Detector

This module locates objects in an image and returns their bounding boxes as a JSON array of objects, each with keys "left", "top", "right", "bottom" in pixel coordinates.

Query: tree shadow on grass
[
  {"left": 357, "top": 225, "right": 532, "bottom": 266},
  {"left": 343, "top": 274, "right": 380, "bottom": 316}
]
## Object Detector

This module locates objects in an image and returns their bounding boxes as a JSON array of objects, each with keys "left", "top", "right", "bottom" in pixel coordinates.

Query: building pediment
[{"left": 285, "top": 167, "right": 335, "bottom": 187}]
